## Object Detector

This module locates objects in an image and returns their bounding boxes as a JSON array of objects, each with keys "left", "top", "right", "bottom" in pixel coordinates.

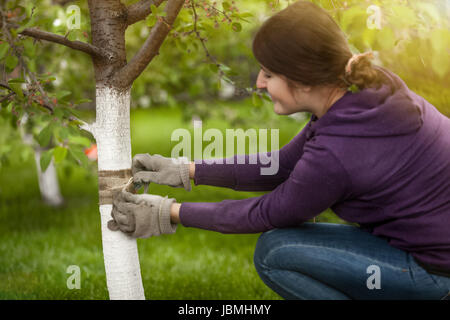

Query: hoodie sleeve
[
  {"left": 179, "top": 142, "right": 350, "bottom": 233},
  {"left": 192, "top": 125, "right": 309, "bottom": 191}
]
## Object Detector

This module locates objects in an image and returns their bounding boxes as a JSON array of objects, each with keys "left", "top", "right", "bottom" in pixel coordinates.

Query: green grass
[{"left": 0, "top": 100, "right": 345, "bottom": 299}]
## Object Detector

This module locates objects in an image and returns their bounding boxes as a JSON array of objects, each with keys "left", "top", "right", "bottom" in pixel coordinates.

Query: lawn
[{"left": 0, "top": 99, "right": 344, "bottom": 299}]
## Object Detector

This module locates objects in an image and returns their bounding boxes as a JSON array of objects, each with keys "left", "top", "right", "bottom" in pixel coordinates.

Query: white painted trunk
[
  {"left": 33, "top": 150, "right": 64, "bottom": 207},
  {"left": 20, "top": 114, "right": 64, "bottom": 207},
  {"left": 94, "top": 86, "right": 145, "bottom": 300}
]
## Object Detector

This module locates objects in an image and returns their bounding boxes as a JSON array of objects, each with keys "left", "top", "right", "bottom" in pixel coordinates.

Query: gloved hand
[
  {"left": 132, "top": 153, "right": 191, "bottom": 192},
  {"left": 107, "top": 189, "right": 177, "bottom": 238}
]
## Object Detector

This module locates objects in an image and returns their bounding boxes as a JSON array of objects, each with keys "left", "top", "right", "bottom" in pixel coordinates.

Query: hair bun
[
  {"left": 344, "top": 52, "right": 381, "bottom": 90},
  {"left": 345, "top": 52, "right": 374, "bottom": 74}
]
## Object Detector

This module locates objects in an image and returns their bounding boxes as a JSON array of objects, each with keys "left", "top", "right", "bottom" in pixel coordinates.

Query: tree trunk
[
  {"left": 85, "top": 0, "right": 184, "bottom": 299},
  {"left": 20, "top": 113, "right": 64, "bottom": 207},
  {"left": 94, "top": 86, "right": 145, "bottom": 300},
  {"left": 33, "top": 149, "right": 64, "bottom": 207}
]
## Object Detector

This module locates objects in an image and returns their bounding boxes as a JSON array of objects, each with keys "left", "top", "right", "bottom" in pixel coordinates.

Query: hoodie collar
[{"left": 309, "top": 67, "right": 423, "bottom": 138}]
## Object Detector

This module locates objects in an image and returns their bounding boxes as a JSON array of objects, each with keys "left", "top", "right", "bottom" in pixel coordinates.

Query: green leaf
[
  {"left": 68, "top": 135, "right": 91, "bottom": 147},
  {"left": 147, "top": 15, "right": 157, "bottom": 27},
  {"left": 209, "top": 63, "right": 219, "bottom": 73},
  {"left": 222, "top": 1, "right": 231, "bottom": 11},
  {"left": 0, "top": 42, "right": 9, "bottom": 59},
  {"left": 231, "top": 22, "right": 242, "bottom": 32},
  {"left": 67, "top": 124, "right": 81, "bottom": 136},
  {"left": 173, "top": 38, "right": 184, "bottom": 51},
  {"left": 23, "top": 39, "right": 36, "bottom": 57},
  {"left": 348, "top": 84, "right": 360, "bottom": 93},
  {"left": 218, "top": 64, "right": 231, "bottom": 72},
  {"left": 40, "top": 148, "right": 53, "bottom": 172},
  {"left": 222, "top": 75, "right": 234, "bottom": 85},
  {"left": 54, "top": 107, "right": 64, "bottom": 119},
  {"left": 56, "top": 90, "right": 72, "bottom": 101},
  {"left": 252, "top": 92, "right": 263, "bottom": 107},
  {"left": 68, "top": 146, "right": 88, "bottom": 167},
  {"left": 37, "top": 123, "right": 54, "bottom": 147},
  {"left": 53, "top": 146, "right": 67, "bottom": 163},
  {"left": 7, "top": 78, "right": 26, "bottom": 84},
  {"left": 8, "top": 83, "right": 24, "bottom": 99},
  {"left": 5, "top": 55, "right": 18, "bottom": 71},
  {"left": 238, "top": 12, "right": 254, "bottom": 18},
  {"left": 261, "top": 92, "right": 272, "bottom": 102},
  {"left": 58, "top": 126, "right": 69, "bottom": 140}
]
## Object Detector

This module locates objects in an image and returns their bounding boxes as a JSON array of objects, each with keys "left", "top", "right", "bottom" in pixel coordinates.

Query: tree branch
[
  {"left": 18, "top": 27, "right": 115, "bottom": 61},
  {"left": 112, "top": 0, "right": 185, "bottom": 88},
  {"left": 0, "top": 82, "right": 54, "bottom": 113},
  {"left": 76, "top": 118, "right": 97, "bottom": 139},
  {"left": 126, "top": 0, "right": 166, "bottom": 26}
]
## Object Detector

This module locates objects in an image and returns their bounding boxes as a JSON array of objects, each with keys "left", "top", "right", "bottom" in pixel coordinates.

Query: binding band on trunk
[{"left": 98, "top": 169, "right": 134, "bottom": 205}]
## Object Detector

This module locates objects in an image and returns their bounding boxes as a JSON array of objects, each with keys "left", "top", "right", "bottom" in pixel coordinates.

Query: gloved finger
[
  {"left": 118, "top": 189, "right": 142, "bottom": 204},
  {"left": 111, "top": 206, "right": 132, "bottom": 227},
  {"left": 108, "top": 207, "right": 126, "bottom": 232},
  {"left": 112, "top": 207, "right": 136, "bottom": 234},
  {"left": 117, "top": 219, "right": 135, "bottom": 233},
  {"left": 107, "top": 219, "right": 120, "bottom": 231},
  {"left": 121, "top": 211, "right": 136, "bottom": 233},
  {"left": 134, "top": 171, "right": 161, "bottom": 185},
  {"left": 113, "top": 198, "right": 137, "bottom": 213},
  {"left": 132, "top": 154, "right": 153, "bottom": 175}
]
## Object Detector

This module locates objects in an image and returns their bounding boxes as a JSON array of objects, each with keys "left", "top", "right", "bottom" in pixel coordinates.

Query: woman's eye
[{"left": 264, "top": 73, "right": 271, "bottom": 79}]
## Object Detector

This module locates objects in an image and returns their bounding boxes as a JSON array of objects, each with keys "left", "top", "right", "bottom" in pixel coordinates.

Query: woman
[{"left": 108, "top": 1, "right": 450, "bottom": 300}]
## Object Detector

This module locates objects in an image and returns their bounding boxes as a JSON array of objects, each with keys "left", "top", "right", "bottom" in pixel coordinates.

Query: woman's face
[{"left": 256, "top": 67, "right": 310, "bottom": 115}]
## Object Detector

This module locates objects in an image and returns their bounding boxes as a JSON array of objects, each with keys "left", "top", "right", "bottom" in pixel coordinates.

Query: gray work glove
[
  {"left": 132, "top": 153, "right": 191, "bottom": 192},
  {"left": 107, "top": 189, "right": 177, "bottom": 238}
]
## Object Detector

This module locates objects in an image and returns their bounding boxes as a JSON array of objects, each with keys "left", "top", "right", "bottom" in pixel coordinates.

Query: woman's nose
[{"left": 256, "top": 70, "right": 267, "bottom": 89}]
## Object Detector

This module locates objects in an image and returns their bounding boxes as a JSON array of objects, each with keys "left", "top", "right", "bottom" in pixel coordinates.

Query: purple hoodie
[{"left": 179, "top": 67, "right": 450, "bottom": 275}]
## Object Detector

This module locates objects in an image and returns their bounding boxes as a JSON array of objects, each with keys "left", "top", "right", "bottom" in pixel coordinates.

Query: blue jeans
[{"left": 253, "top": 223, "right": 450, "bottom": 300}]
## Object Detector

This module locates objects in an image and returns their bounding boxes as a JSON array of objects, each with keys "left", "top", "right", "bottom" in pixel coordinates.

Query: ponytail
[{"left": 342, "top": 52, "right": 383, "bottom": 90}]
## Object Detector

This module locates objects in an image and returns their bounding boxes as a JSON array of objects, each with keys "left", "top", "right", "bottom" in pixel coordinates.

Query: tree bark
[
  {"left": 94, "top": 86, "right": 145, "bottom": 300},
  {"left": 86, "top": 0, "right": 145, "bottom": 300},
  {"left": 85, "top": 0, "right": 183, "bottom": 300}
]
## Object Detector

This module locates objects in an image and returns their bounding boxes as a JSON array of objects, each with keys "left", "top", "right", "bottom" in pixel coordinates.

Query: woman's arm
[
  {"left": 191, "top": 124, "right": 310, "bottom": 192},
  {"left": 189, "top": 161, "right": 195, "bottom": 180},
  {"left": 170, "top": 202, "right": 182, "bottom": 224},
  {"left": 177, "top": 143, "right": 349, "bottom": 233}
]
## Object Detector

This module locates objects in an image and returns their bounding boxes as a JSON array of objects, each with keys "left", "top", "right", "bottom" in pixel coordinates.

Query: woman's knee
[
  {"left": 253, "top": 223, "right": 342, "bottom": 273},
  {"left": 253, "top": 228, "right": 297, "bottom": 273}
]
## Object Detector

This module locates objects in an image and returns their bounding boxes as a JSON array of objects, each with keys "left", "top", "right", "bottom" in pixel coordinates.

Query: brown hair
[{"left": 252, "top": 1, "right": 383, "bottom": 91}]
